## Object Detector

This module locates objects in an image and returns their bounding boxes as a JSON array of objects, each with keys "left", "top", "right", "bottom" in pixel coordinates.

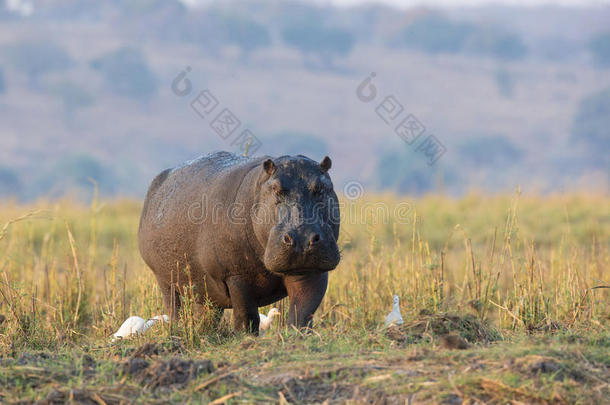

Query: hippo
[{"left": 138, "top": 151, "right": 341, "bottom": 334}]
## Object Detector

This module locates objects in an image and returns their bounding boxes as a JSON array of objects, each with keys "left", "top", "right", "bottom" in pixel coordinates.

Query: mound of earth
[
  {"left": 122, "top": 357, "right": 215, "bottom": 389},
  {"left": 279, "top": 375, "right": 389, "bottom": 404},
  {"left": 37, "top": 386, "right": 137, "bottom": 405},
  {"left": 385, "top": 312, "right": 501, "bottom": 345},
  {"left": 116, "top": 341, "right": 185, "bottom": 358},
  {"left": 509, "top": 355, "right": 586, "bottom": 382}
]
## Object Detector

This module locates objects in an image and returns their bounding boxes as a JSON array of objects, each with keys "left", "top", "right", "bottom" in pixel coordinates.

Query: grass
[{"left": 0, "top": 192, "right": 608, "bottom": 403}]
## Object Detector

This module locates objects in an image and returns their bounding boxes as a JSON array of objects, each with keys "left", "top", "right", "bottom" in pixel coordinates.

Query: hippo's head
[{"left": 252, "top": 155, "right": 340, "bottom": 275}]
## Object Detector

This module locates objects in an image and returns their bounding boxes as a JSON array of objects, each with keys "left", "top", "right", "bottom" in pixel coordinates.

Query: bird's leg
[{"left": 284, "top": 272, "right": 328, "bottom": 329}]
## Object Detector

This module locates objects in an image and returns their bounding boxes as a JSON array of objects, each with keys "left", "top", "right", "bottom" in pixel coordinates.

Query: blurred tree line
[
  {"left": 590, "top": 32, "right": 610, "bottom": 67},
  {"left": 90, "top": 47, "right": 158, "bottom": 101},
  {"left": 3, "top": 0, "right": 608, "bottom": 66},
  {"left": 571, "top": 87, "right": 610, "bottom": 169},
  {"left": 6, "top": 41, "right": 72, "bottom": 86},
  {"left": 0, "top": 66, "right": 5, "bottom": 93},
  {"left": 0, "top": 133, "right": 331, "bottom": 200},
  {"left": 375, "top": 134, "right": 523, "bottom": 195},
  {"left": 391, "top": 13, "right": 527, "bottom": 60}
]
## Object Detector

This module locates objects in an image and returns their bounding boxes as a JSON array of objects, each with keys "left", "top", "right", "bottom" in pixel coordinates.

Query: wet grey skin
[{"left": 138, "top": 152, "right": 341, "bottom": 334}]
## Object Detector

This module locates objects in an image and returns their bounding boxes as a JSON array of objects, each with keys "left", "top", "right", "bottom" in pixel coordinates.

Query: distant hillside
[{"left": 0, "top": 0, "right": 608, "bottom": 200}]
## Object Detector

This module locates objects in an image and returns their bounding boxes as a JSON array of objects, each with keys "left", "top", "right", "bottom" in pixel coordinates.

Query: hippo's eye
[
  {"left": 312, "top": 183, "right": 325, "bottom": 196},
  {"left": 271, "top": 183, "right": 286, "bottom": 196}
]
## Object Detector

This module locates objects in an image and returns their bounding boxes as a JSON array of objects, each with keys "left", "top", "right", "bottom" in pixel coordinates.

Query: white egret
[
  {"left": 384, "top": 295, "right": 404, "bottom": 327},
  {"left": 112, "top": 314, "right": 169, "bottom": 341},
  {"left": 259, "top": 308, "right": 280, "bottom": 334}
]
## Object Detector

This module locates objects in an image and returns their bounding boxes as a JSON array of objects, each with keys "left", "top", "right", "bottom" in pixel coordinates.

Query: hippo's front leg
[
  {"left": 227, "top": 277, "right": 260, "bottom": 334},
  {"left": 284, "top": 272, "right": 329, "bottom": 328}
]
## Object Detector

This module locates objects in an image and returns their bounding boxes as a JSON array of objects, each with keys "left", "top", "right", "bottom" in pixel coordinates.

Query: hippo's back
[
  {"left": 141, "top": 152, "right": 248, "bottom": 222},
  {"left": 138, "top": 151, "right": 262, "bottom": 273}
]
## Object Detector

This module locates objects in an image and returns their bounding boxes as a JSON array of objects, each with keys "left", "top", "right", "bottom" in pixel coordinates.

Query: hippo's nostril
[
  {"left": 283, "top": 233, "right": 294, "bottom": 246},
  {"left": 309, "top": 233, "right": 320, "bottom": 247}
]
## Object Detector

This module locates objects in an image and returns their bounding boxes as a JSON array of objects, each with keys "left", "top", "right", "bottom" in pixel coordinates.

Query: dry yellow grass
[
  {"left": 0, "top": 193, "right": 608, "bottom": 403},
  {"left": 0, "top": 192, "right": 607, "bottom": 347}
]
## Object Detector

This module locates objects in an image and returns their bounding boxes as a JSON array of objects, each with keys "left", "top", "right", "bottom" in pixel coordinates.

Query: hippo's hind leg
[
  {"left": 153, "top": 272, "right": 181, "bottom": 321},
  {"left": 191, "top": 302, "right": 225, "bottom": 330},
  {"left": 158, "top": 271, "right": 226, "bottom": 328}
]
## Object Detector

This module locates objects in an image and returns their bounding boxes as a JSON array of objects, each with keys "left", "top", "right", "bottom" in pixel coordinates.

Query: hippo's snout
[
  {"left": 282, "top": 229, "right": 322, "bottom": 252},
  {"left": 264, "top": 225, "right": 340, "bottom": 274}
]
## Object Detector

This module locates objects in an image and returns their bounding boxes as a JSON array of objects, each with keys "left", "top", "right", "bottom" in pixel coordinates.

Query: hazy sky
[
  {"left": 181, "top": 0, "right": 610, "bottom": 8},
  {"left": 314, "top": 0, "right": 610, "bottom": 6}
]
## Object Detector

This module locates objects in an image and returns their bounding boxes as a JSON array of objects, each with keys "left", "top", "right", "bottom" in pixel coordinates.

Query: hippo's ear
[
  {"left": 320, "top": 156, "right": 332, "bottom": 173},
  {"left": 263, "top": 159, "right": 276, "bottom": 176}
]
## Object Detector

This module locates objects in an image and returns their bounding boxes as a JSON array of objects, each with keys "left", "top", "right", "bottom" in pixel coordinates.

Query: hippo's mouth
[
  {"left": 263, "top": 250, "right": 340, "bottom": 275},
  {"left": 268, "top": 267, "right": 333, "bottom": 276}
]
